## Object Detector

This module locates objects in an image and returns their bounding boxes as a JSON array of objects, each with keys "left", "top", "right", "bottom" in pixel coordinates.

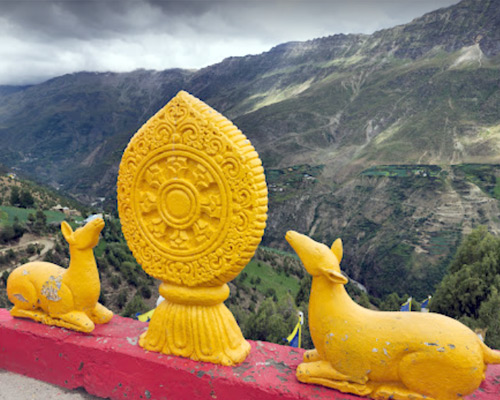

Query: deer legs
[
  {"left": 86, "top": 302, "right": 113, "bottom": 324},
  {"left": 372, "top": 384, "right": 436, "bottom": 400},
  {"left": 297, "top": 359, "right": 373, "bottom": 396},
  {"left": 10, "top": 306, "right": 95, "bottom": 332},
  {"left": 298, "top": 350, "right": 438, "bottom": 400}
]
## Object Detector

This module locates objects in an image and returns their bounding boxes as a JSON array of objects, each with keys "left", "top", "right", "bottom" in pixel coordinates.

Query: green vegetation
[
  {"left": 266, "top": 164, "right": 324, "bottom": 185},
  {"left": 231, "top": 295, "right": 304, "bottom": 346},
  {"left": 0, "top": 174, "right": 86, "bottom": 214},
  {"left": 9, "top": 186, "right": 34, "bottom": 208},
  {"left": 0, "top": 220, "right": 25, "bottom": 245},
  {"left": 0, "top": 205, "right": 66, "bottom": 226},
  {"left": 361, "top": 165, "right": 445, "bottom": 179},
  {"left": 266, "top": 164, "right": 324, "bottom": 203},
  {"left": 239, "top": 260, "right": 300, "bottom": 299},
  {"left": 431, "top": 226, "right": 500, "bottom": 348},
  {"left": 453, "top": 164, "right": 500, "bottom": 200}
]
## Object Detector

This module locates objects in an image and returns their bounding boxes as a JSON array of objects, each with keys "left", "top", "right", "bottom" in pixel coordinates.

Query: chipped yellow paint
[
  {"left": 117, "top": 91, "right": 267, "bottom": 365},
  {"left": 286, "top": 230, "right": 500, "bottom": 400},
  {"left": 7, "top": 218, "right": 113, "bottom": 332}
]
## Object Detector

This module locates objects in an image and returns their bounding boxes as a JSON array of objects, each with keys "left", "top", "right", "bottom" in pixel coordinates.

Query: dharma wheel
[{"left": 117, "top": 91, "right": 267, "bottom": 365}]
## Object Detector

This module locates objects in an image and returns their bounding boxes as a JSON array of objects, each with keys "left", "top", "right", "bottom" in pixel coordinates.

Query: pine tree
[
  {"left": 9, "top": 186, "right": 20, "bottom": 206},
  {"left": 19, "top": 189, "right": 35, "bottom": 208},
  {"left": 431, "top": 226, "right": 500, "bottom": 347}
]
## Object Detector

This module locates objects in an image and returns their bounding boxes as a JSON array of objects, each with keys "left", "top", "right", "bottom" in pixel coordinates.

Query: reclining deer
[
  {"left": 286, "top": 230, "right": 500, "bottom": 400},
  {"left": 7, "top": 218, "right": 113, "bottom": 332}
]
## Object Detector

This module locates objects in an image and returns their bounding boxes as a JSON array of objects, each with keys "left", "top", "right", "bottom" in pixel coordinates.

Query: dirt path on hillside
[
  {"left": 0, "top": 235, "right": 56, "bottom": 272},
  {"left": 0, "top": 237, "right": 55, "bottom": 257},
  {"left": 28, "top": 238, "right": 55, "bottom": 260}
]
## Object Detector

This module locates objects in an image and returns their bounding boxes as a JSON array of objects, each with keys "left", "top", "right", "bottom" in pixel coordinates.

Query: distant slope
[{"left": 0, "top": 69, "right": 191, "bottom": 200}]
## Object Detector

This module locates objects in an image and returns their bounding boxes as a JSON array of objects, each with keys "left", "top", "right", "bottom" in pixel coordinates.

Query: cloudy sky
[{"left": 0, "top": 0, "right": 459, "bottom": 86}]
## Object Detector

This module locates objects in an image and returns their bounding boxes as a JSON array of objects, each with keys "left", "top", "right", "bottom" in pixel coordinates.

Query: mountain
[{"left": 0, "top": 0, "right": 499, "bottom": 298}]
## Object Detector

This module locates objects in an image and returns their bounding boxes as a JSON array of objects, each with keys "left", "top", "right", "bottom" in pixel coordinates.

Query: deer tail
[{"left": 481, "top": 340, "right": 500, "bottom": 364}]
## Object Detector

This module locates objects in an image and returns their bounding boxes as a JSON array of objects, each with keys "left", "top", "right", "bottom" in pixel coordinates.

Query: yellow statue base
[{"left": 139, "top": 283, "right": 250, "bottom": 366}]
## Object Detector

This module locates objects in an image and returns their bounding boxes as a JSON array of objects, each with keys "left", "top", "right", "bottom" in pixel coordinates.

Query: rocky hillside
[
  {"left": 0, "top": 0, "right": 499, "bottom": 298},
  {"left": 265, "top": 164, "right": 500, "bottom": 297}
]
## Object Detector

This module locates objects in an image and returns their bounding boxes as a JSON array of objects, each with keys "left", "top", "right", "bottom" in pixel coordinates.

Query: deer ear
[
  {"left": 331, "top": 238, "right": 343, "bottom": 262},
  {"left": 61, "top": 221, "right": 74, "bottom": 243},
  {"left": 325, "top": 269, "right": 348, "bottom": 285}
]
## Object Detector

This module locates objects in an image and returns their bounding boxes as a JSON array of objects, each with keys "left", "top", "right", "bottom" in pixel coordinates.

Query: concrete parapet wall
[{"left": 1, "top": 308, "right": 499, "bottom": 400}]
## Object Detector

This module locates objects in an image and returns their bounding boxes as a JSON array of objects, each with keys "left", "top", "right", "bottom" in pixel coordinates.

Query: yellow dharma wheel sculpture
[{"left": 117, "top": 91, "right": 267, "bottom": 365}]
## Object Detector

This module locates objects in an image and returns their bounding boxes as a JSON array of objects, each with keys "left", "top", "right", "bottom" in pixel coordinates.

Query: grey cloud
[
  {"left": 1, "top": 1, "right": 167, "bottom": 40},
  {"left": 0, "top": 0, "right": 460, "bottom": 85},
  {"left": 2, "top": 0, "right": 460, "bottom": 39}
]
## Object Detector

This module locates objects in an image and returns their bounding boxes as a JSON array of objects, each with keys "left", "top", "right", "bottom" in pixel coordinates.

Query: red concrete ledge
[{"left": 1, "top": 308, "right": 499, "bottom": 400}]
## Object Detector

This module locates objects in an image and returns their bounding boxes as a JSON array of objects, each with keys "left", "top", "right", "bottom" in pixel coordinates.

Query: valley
[{"left": 266, "top": 163, "right": 500, "bottom": 298}]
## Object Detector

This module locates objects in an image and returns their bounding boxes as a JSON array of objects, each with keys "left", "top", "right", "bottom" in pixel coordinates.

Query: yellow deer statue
[
  {"left": 286, "top": 230, "right": 500, "bottom": 400},
  {"left": 7, "top": 218, "right": 113, "bottom": 332}
]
